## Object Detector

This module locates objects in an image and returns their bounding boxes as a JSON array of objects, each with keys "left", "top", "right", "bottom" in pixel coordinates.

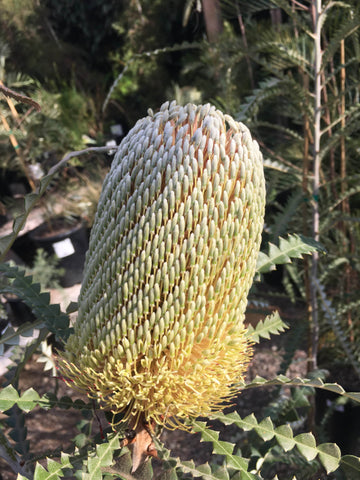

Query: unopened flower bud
[{"left": 58, "top": 101, "right": 265, "bottom": 429}]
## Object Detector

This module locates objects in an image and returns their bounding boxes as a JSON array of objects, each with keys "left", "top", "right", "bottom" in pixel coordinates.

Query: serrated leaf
[
  {"left": 242, "top": 374, "right": 360, "bottom": 404},
  {"left": 323, "top": 383, "right": 346, "bottom": 394},
  {"left": 0, "top": 322, "right": 43, "bottom": 347},
  {"left": 17, "top": 388, "right": 41, "bottom": 412},
  {"left": 20, "top": 450, "right": 74, "bottom": 480},
  {"left": 1, "top": 325, "right": 24, "bottom": 346},
  {"left": 46, "top": 459, "right": 63, "bottom": 475},
  {"left": 13, "top": 214, "right": 27, "bottom": 233},
  {"left": 158, "top": 469, "right": 179, "bottom": 480},
  {"left": 85, "top": 434, "right": 120, "bottom": 479},
  {"left": 225, "top": 454, "right": 250, "bottom": 472},
  {"left": 66, "top": 301, "right": 78, "bottom": 314},
  {"left": 24, "top": 193, "right": 39, "bottom": 210},
  {"left": 317, "top": 443, "right": 341, "bottom": 473},
  {"left": 34, "top": 463, "right": 56, "bottom": 480},
  {"left": 96, "top": 443, "right": 114, "bottom": 467},
  {"left": 197, "top": 463, "right": 213, "bottom": 475},
  {"left": 0, "top": 234, "right": 14, "bottom": 257},
  {"left": 0, "top": 384, "right": 19, "bottom": 411},
  {"left": 240, "top": 414, "right": 258, "bottom": 431},
  {"left": 86, "top": 458, "right": 102, "bottom": 480},
  {"left": 255, "top": 417, "right": 275, "bottom": 442},
  {"left": 190, "top": 420, "right": 260, "bottom": 477},
  {"left": 58, "top": 396, "right": 73, "bottom": 410},
  {"left": 274, "top": 424, "right": 295, "bottom": 451},
  {"left": 340, "top": 455, "right": 360, "bottom": 476},
  {"left": 210, "top": 409, "right": 351, "bottom": 475},
  {"left": 192, "top": 422, "right": 235, "bottom": 456},
  {"left": 212, "top": 464, "right": 230, "bottom": 480},
  {"left": 0, "top": 263, "right": 70, "bottom": 341},
  {"left": 73, "top": 399, "right": 86, "bottom": 409},
  {"left": 159, "top": 438, "right": 260, "bottom": 480},
  {"left": 39, "top": 392, "right": 57, "bottom": 409},
  {"left": 178, "top": 459, "right": 231, "bottom": 479},
  {"left": 256, "top": 234, "right": 324, "bottom": 274},
  {"left": 246, "top": 311, "right": 288, "bottom": 343},
  {"left": 59, "top": 452, "right": 72, "bottom": 469},
  {"left": 21, "top": 327, "right": 35, "bottom": 338},
  {"left": 294, "top": 433, "right": 317, "bottom": 461},
  {"left": 291, "top": 388, "right": 311, "bottom": 409},
  {"left": 246, "top": 375, "right": 268, "bottom": 385}
]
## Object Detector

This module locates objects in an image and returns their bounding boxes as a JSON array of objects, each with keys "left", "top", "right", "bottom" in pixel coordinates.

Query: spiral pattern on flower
[{"left": 58, "top": 101, "right": 266, "bottom": 429}]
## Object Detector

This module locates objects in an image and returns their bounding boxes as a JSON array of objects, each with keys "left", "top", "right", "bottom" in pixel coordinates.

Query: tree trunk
[
  {"left": 309, "top": 0, "right": 322, "bottom": 372},
  {"left": 202, "top": 0, "right": 223, "bottom": 42}
]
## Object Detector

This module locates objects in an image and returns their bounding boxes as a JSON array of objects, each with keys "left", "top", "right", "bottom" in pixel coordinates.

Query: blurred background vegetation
[
  {"left": 1, "top": 0, "right": 360, "bottom": 466},
  {"left": 1, "top": 0, "right": 360, "bottom": 372}
]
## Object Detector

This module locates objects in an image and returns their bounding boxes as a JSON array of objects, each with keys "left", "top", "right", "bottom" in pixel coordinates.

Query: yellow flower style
[{"left": 58, "top": 101, "right": 266, "bottom": 429}]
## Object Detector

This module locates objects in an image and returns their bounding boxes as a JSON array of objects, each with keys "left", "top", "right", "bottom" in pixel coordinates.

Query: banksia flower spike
[{"left": 58, "top": 101, "right": 266, "bottom": 431}]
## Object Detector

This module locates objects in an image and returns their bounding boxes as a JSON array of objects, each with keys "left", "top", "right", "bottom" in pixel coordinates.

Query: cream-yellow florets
[{"left": 57, "top": 101, "right": 266, "bottom": 429}]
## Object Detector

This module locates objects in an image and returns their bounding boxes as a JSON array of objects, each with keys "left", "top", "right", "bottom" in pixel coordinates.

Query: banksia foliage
[{"left": 58, "top": 101, "right": 266, "bottom": 429}]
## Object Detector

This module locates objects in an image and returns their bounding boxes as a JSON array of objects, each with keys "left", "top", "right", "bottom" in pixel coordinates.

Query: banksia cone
[{"left": 58, "top": 101, "right": 266, "bottom": 430}]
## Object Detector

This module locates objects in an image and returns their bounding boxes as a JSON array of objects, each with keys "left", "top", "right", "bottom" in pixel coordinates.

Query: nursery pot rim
[{"left": 29, "top": 216, "right": 84, "bottom": 242}]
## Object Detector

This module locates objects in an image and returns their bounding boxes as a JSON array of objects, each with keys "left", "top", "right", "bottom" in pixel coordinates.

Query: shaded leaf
[
  {"left": 246, "top": 311, "right": 288, "bottom": 343},
  {"left": 0, "top": 263, "right": 70, "bottom": 341},
  {"left": 340, "top": 455, "right": 360, "bottom": 478}
]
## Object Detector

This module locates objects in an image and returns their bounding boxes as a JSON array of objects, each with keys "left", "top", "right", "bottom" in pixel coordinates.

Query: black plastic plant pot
[{"left": 29, "top": 217, "right": 88, "bottom": 287}]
